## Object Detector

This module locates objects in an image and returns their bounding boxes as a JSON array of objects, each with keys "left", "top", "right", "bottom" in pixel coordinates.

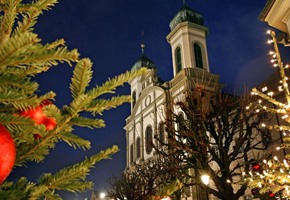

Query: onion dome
[
  {"left": 131, "top": 44, "right": 156, "bottom": 72},
  {"left": 169, "top": 2, "right": 204, "bottom": 30}
]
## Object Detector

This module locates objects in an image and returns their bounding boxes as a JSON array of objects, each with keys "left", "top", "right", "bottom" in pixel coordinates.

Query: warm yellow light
[
  {"left": 201, "top": 174, "right": 210, "bottom": 185},
  {"left": 99, "top": 192, "right": 106, "bottom": 199}
]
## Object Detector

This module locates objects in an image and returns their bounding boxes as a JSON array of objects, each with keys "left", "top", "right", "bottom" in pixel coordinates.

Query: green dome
[
  {"left": 131, "top": 54, "right": 156, "bottom": 72},
  {"left": 131, "top": 44, "right": 156, "bottom": 72},
  {"left": 169, "top": 4, "right": 204, "bottom": 30}
]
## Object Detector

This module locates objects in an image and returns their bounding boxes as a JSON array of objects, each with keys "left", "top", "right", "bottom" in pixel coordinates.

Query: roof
[
  {"left": 169, "top": 3, "right": 204, "bottom": 30},
  {"left": 131, "top": 54, "right": 156, "bottom": 72},
  {"left": 258, "top": 0, "right": 276, "bottom": 21}
]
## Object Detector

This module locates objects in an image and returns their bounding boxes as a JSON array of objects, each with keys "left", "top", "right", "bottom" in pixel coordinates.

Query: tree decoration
[
  {"left": 252, "top": 163, "right": 261, "bottom": 171},
  {"left": 0, "top": 124, "right": 16, "bottom": 184},
  {"left": 245, "top": 30, "right": 290, "bottom": 198},
  {"left": 20, "top": 100, "right": 57, "bottom": 131},
  {"left": 0, "top": 1, "right": 147, "bottom": 199}
]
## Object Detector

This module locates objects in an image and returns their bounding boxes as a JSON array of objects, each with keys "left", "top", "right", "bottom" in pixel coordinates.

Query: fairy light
[{"left": 248, "top": 30, "right": 290, "bottom": 199}]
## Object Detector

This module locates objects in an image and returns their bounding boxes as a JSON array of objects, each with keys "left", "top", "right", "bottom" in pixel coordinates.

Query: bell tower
[{"left": 167, "top": 2, "right": 210, "bottom": 77}]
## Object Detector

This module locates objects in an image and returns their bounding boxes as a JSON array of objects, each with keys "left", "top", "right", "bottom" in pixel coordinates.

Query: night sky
[{"left": 9, "top": 0, "right": 289, "bottom": 199}]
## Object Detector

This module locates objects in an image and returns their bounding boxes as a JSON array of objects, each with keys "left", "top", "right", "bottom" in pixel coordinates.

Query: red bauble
[
  {"left": 0, "top": 124, "right": 16, "bottom": 184},
  {"left": 252, "top": 163, "right": 261, "bottom": 171},
  {"left": 269, "top": 191, "right": 275, "bottom": 197},
  {"left": 21, "top": 101, "right": 57, "bottom": 131},
  {"left": 21, "top": 107, "right": 45, "bottom": 124},
  {"left": 43, "top": 117, "right": 57, "bottom": 131}
]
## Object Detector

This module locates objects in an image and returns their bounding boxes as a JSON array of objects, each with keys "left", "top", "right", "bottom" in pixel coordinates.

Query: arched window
[
  {"left": 159, "top": 122, "right": 165, "bottom": 145},
  {"left": 130, "top": 144, "right": 134, "bottom": 164},
  {"left": 136, "top": 137, "right": 141, "bottom": 159},
  {"left": 177, "top": 113, "right": 185, "bottom": 131},
  {"left": 145, "top": 125, "right": 153, "bottom": 154},
  {"left": 175, "top": 47, "right": 182, "bottom": 73},
  {"left": 132, "top": 91, "right": 136, "bottom": 108},
  {"left": 194, "top": 43, "right": 203, "bottom": 69}
]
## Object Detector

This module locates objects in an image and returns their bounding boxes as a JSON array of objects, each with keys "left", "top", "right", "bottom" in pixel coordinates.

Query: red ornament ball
[
  {"left": 252, "top": 163, "right": 261, "bottom": 171},
  {"left": 269, "top": 191, "right": 275, "bottom": 197},
  {"left": 0, "top": 124, "right": 16, "bottom": 184},
  {"left": 21, "top": 101, "right": 57, "bottom": 131},
  {"left": 43, "top": 117, "right": 57, "bottom": 131}
]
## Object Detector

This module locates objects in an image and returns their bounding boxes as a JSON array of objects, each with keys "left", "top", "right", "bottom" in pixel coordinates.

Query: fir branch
[
  {"left": 0, "top": 177, "right": 35, "bottom": 200},
  {"left": 37, "top": 146, "right": 119, "bottom": 193},
  {"left": 0, "top": 0, "right": 18, "bottom": 44},
  {"left": 0, "top": 91, "right": 55, "bottom": 111},
  {"left": 0, "top": 113, "right": 33, "bottom": 126},
  {"left": 70, "top": 58, "right": 93, "bottom": 99},
  {"left": 88, "top": 68, "right": 147, "bottom": 99},
  {"left": 0, "top": 31, "right": 40, "bottom": 69},
  {"left": 70, "top": 116, "right": 105, "bottom": 129},
  {"left": 14, "top": 6, "right": 40, "bottom": 34},
  {"left": 85, "top": 95, "right": 131, "bottom": 115},
  {"left": 56, "top": 132, "right": 91, "bottom": 150},
  {"left": 0, "top": 73, "right": 38, "bottom": 93},
  {"left": 15, "top": 133, "right": 58, "bottom": 165},
  {"left": 14, "top": 0, "right": 58, "bottom": 34}
]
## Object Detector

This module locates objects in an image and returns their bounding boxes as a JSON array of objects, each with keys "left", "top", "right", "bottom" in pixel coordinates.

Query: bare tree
[
  {"left": 107, "top": 157, "right": 182, "bottom": 200},
  {"left": 157, "top": 88, "right": 272, "bottom": 200}
]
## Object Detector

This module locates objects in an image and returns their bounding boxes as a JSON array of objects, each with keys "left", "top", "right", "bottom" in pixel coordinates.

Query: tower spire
[
  {"left": 183, "top": 0, "right": 186, "bottom": 5},
  {"left": 141, "top": 31, "right": 145, "bottom": 55}
]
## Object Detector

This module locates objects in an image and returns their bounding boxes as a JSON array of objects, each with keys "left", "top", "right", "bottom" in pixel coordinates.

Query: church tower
[
  {"left": 124, "top": 2, "right": 220, "bottom": 200},
  {"left": 167, "top": 2, "right": 210, "bottom": 77}
]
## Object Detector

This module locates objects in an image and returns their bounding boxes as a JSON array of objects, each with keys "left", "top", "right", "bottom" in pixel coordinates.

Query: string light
[{"left": 247, "top": 30, "right": 290, "bottom": 198}]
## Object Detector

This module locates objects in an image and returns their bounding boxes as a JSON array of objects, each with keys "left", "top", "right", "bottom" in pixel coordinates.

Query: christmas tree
[
  {"left": 0, "top": 0, "right": 145, "bottom": 199},
  {"left": 246, "top": 30, "right": 290, "bottom": 199}
]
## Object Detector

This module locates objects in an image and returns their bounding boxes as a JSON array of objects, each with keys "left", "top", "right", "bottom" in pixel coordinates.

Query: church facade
[{"left": 124, "top": 3, "right": 220, "bottom": 200}]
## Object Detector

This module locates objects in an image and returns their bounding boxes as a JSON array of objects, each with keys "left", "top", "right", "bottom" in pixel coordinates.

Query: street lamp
[
  {"left": 99, "top": 192, "right": 106, "bottom": 199},
  {"left": 201, "top": 174, "right": 210, "bottom": 185}
]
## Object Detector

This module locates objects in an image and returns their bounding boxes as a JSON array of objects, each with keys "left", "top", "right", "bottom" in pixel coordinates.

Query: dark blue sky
[{"left": 10, "top": 0, "right": 287, "bottom": 199}]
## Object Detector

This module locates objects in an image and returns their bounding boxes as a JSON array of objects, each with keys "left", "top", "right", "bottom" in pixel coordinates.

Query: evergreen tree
[{"left": 0, "top": 0, "right": 146, "bottom": 199}]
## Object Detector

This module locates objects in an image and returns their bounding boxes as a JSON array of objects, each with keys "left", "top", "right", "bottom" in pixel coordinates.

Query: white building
[{"left": 124, "top": 3, "right": 220, "bottom": 200}]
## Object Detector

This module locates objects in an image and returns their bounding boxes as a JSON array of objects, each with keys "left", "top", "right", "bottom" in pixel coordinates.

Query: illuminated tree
[
  {"left": 246, "top": 30, "right": 290, "bottom": 198},
  {"left": 0, "top": 1, "right": 145, "bottom": 199}
]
